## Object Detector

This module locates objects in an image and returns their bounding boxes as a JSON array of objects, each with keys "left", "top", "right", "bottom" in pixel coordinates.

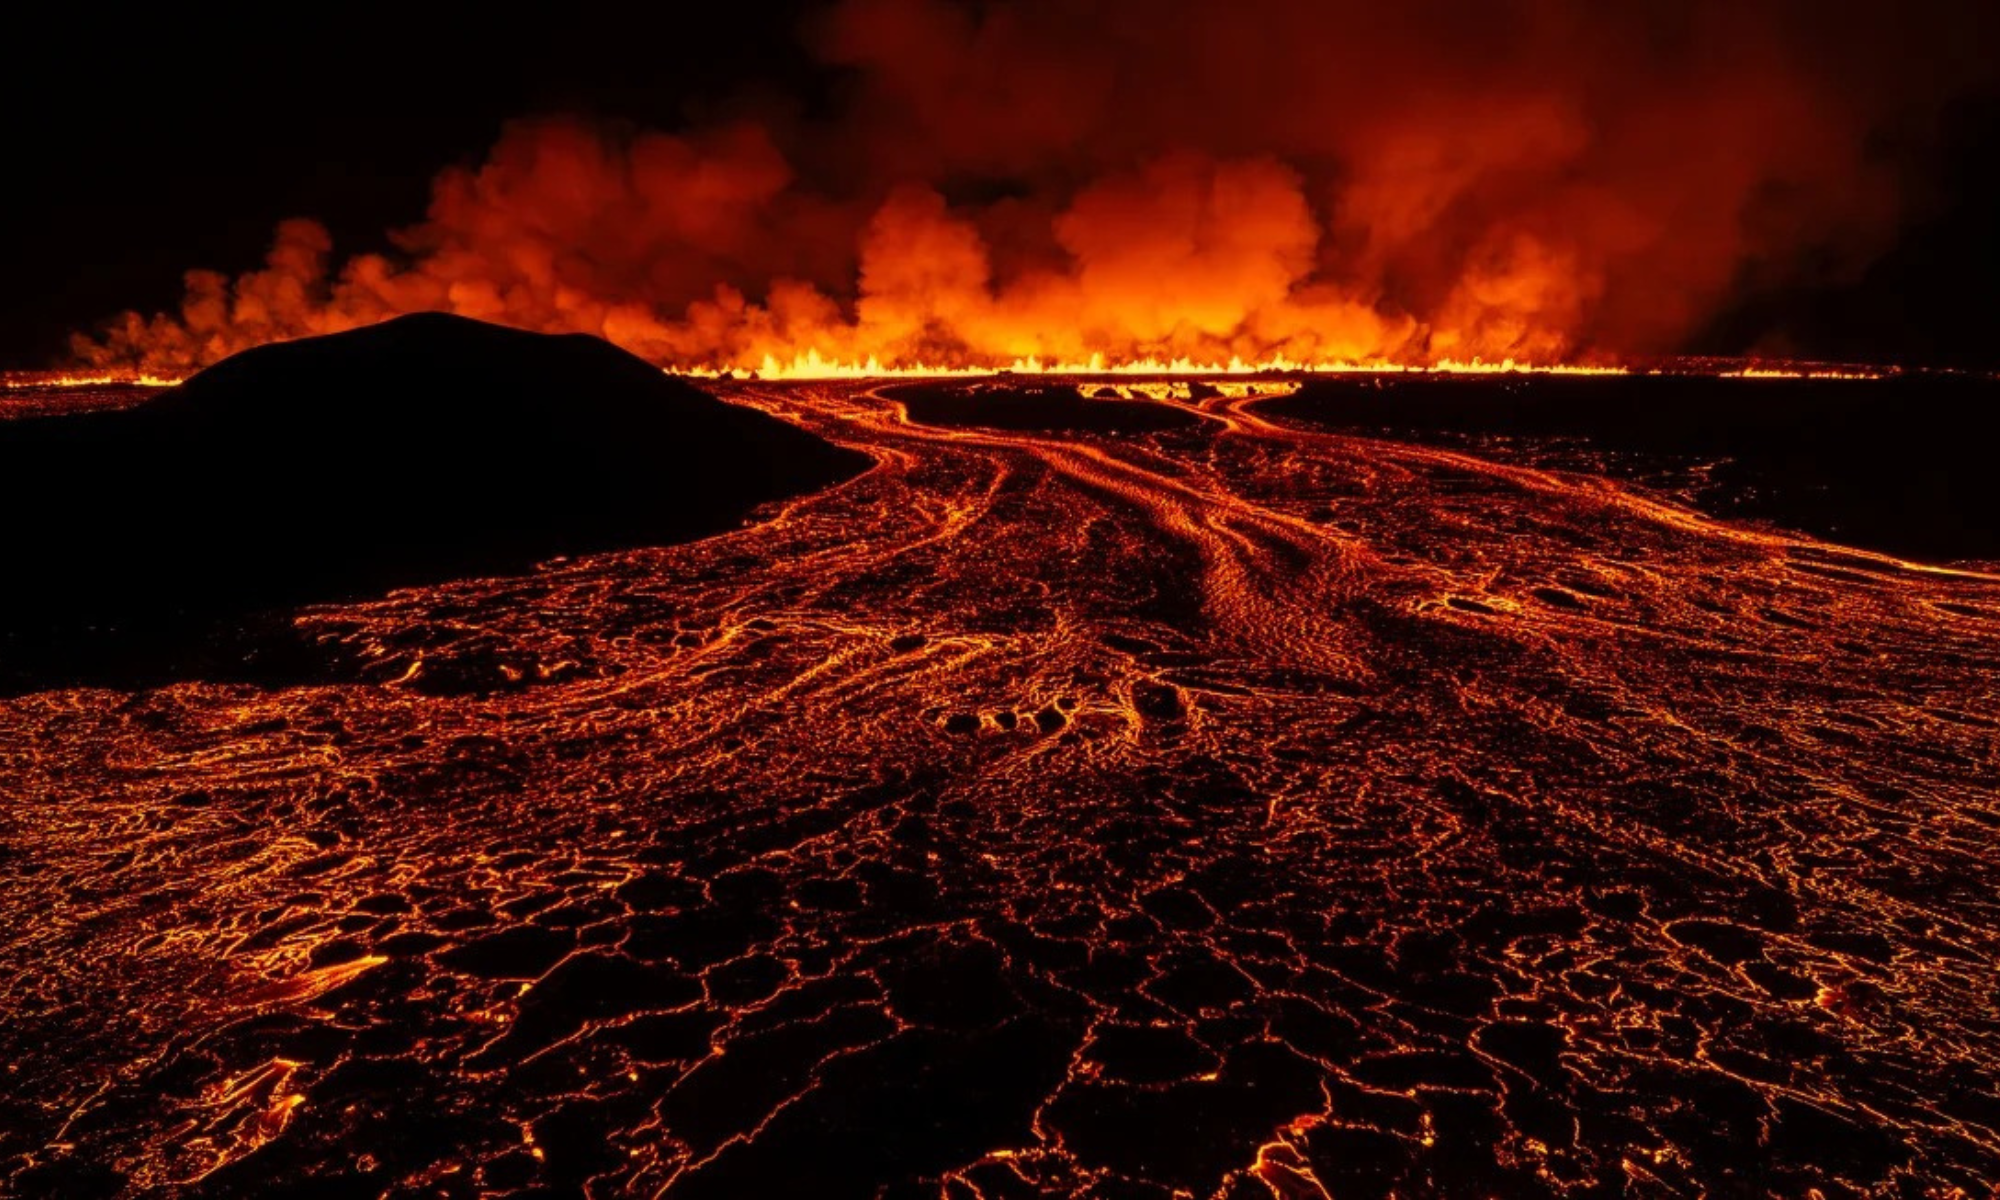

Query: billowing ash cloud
[{"left": 73, "top": 0, "right": 1998, "bottom": 372}]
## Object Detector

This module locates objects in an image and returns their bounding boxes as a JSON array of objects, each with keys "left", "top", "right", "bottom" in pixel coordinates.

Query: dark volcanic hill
[{"left": 0, "top": 314, "right": 868, "bottom": 690}]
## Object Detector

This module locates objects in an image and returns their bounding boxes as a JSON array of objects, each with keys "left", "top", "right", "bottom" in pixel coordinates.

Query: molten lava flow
[{"left": 5, "top": 373, "right": 1998, "bottom": 1197}]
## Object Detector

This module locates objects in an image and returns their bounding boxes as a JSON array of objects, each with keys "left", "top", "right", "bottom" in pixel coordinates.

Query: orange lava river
[{"left": 3, "top": 378, "right": 1998, "bottom": 1197}]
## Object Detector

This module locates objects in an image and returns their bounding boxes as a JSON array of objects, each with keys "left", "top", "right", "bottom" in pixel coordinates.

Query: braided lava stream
[{"left": 3, "top": 378, "right": 1998, "bottom": 1198}]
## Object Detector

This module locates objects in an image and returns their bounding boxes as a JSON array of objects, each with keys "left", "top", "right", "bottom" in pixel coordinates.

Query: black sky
[
  {"left": 5, "top": 0, "right": 1998, "bottom": 368},
  {"left": 2, "top": 2, "right": 822, "bottom": 367}
]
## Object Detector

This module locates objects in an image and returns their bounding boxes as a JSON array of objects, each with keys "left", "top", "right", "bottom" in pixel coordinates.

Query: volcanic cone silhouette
[{"left": 0, "top": 314, "right": 868, "bottom": 688}]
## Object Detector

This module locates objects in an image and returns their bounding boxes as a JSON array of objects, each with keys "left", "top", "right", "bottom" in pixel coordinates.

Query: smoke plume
[{"left": 73, "top": 0, "right": 1998, "bottom": 373}]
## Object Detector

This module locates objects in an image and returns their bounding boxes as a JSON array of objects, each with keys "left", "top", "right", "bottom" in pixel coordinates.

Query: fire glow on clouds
[{"left": 70, "top": 0, "right": 1994, "bottom": 376}]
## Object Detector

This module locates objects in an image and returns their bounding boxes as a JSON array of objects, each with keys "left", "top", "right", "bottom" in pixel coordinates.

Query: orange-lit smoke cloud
[{"left": 72, "top": 0, "right": 1997, "bottom": 373}]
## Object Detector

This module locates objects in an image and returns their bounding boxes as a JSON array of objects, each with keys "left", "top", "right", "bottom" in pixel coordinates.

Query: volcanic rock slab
[{"left": 0, "top": 314, "right": 868, "bottom": 690}]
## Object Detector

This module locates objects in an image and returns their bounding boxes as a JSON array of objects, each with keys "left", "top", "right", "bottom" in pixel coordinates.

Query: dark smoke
[{"left": 72, "top": 0, "right": 2000, "bottom": 373}]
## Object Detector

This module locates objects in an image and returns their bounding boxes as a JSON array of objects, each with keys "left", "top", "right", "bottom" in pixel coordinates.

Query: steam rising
[{"left": 73, "top": 0, "right": 1995, "bottom": 373}]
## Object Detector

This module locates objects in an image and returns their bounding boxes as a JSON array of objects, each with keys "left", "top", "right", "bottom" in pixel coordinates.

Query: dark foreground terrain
[
  {"left": 0, "top": 314, "right": 866, "bottom": 693},
  {"left": 2, "top": 371, "right": 1997, "bottom": 1198},
  {"left": 1261, "top": 371, "right": 2000, "bottom": 564}
]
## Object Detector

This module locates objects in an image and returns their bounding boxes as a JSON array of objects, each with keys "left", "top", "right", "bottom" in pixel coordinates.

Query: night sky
[
  {"left": 2, "top": 3, "right": 821, "bottom": 366},
  {"left": 6, "top": 0, "right": 1998, "bottom": 369}
]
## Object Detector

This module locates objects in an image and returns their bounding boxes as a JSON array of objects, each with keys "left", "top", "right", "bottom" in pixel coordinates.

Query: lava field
[{"left": 4, "top": 376, "right": 1998, "bottom": 1198}]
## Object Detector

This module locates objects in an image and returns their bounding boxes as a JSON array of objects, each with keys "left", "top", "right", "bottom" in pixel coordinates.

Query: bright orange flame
[
  {"left": 52, "top": 0, "right": 2000, "bottom": 382},
  {"left": 1724, "top": 366, "right": 1888, "bottom": 380},
  {"left": 3, "top": 369, "right": 184, "bottom": 388},
  {"left": 699, "top": 352, "right": 1637, "bottom": 381},
  {"left": 2, "top": 358, "right": 1910, "bottom": 391}
]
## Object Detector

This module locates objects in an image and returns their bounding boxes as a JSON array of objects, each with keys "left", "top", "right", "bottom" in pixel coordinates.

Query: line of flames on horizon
[
  {"left": 4, "top": 357, "right": 1902, "bottom": 390},
  {"left": 688, "top": 352, "right": 1640, "bottom": 381}
]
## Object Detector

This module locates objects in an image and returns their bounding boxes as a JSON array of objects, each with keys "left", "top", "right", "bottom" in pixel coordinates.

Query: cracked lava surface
[{"left": 3, "top": 378, "right": 1998, "bottom": 1198}]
